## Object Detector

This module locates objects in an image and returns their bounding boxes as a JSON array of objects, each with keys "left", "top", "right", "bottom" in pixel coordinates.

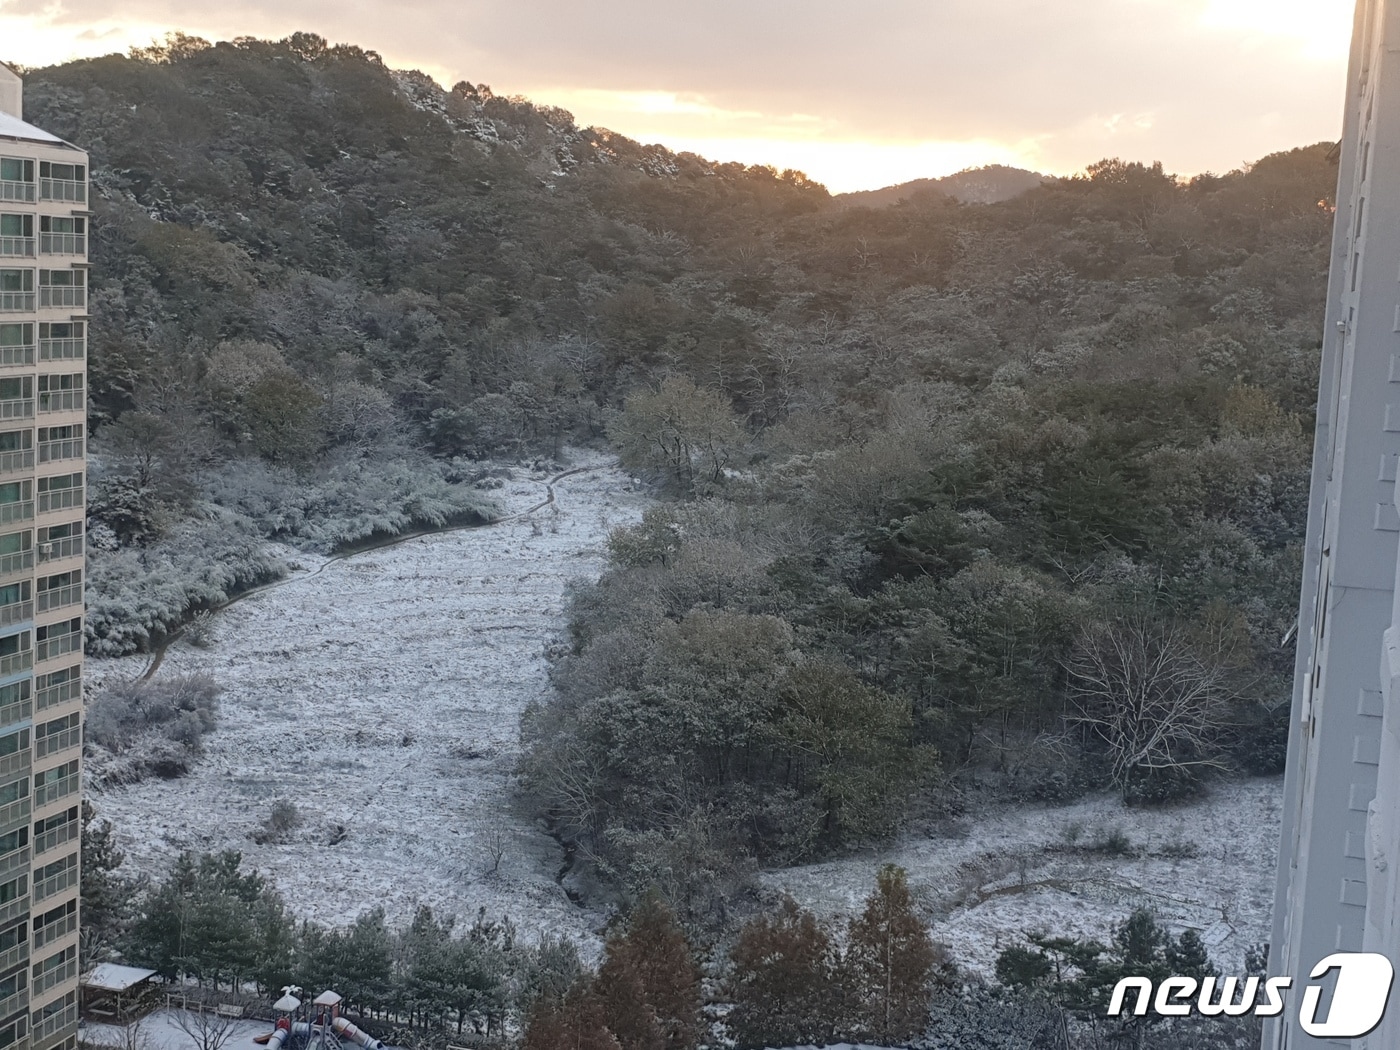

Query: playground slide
[
  {"left": 254, "top": 1016, "right": 386, "bottom": 1050},
  {"left": 333, "top": 1016, "right": 386, "bottom": 1050}
]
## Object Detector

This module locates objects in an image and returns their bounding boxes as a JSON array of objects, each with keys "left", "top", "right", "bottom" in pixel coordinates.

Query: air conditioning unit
[{"left": 38, "top": 542, "right": 52, "bottom": 558}]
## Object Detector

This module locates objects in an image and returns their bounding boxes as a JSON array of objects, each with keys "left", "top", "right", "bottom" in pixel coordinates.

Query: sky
[{"left": 0, "top": 0, "right": 1359, "bottom": 192}]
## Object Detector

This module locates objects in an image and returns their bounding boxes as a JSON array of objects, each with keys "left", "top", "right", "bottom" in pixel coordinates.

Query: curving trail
[{"left": 89, "top": 454, "right": 650, "bottom": 943}]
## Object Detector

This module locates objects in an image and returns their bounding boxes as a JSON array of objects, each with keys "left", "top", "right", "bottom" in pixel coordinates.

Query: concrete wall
[{"left": 0, "top": 64, "right": 20, "bottom": 120}]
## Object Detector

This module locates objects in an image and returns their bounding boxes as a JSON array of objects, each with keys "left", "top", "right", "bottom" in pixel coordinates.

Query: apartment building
[
  {"left": 0, "top": 62, "right": 85, "bottom": 1050},
  {"left": 1268, "top": 1, "right": 1400, "bottom": 1047}
]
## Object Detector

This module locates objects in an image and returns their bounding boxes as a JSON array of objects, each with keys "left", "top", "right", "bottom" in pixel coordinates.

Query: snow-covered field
[
  {"left": 764, "top": 776, "right": 1281, "bottom": 978},
  {"left": 88, "top": 449, "right": 1281, "bottom": 978},
  {"left": 88, "top": 452, "right": 651, "bottom": 947}
]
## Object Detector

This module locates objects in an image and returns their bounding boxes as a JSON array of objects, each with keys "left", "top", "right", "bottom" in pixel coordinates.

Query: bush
[{"left": 86, "top": 674, "right": 222, "bottom": 785}]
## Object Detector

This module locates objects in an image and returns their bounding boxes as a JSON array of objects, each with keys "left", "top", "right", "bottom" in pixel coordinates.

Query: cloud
[{"left": 0, "top": 0, "right": 1353, "bottom": 187}]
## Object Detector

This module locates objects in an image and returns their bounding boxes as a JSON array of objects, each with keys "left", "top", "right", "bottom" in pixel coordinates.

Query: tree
[
  {"left": 1067, "top": 615, "right": 1237, "bottom": 799},
  {"left": 844, "top": 865, "right": 942, "bottom": 1044},
  {"left": 522, "top": 979, "right": 623, "bottom": 1050},
  {"left": 172, "top": 1009, "right": 240, "bottom": 1050},
  {"left": 727, "top": 897, "right": 842, "bottom": 1049},
  {"left": 595, "top": 893, "right": 701, "bottom": 1050},
  {"left": 607, "top": 376, "right": 743, "bottom": 491},
  {"left": 81, "top": 800, "right": 138, "bottom": 968}
]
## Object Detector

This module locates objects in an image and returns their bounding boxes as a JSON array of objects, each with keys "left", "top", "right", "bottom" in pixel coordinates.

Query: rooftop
[{"left": 0, "top": 110, "right": 69, "bottom": 147}]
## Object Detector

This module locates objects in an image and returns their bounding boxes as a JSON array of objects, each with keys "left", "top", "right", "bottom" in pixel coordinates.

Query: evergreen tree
[
  {"left": 522, "top": 979, "right": 623, "bottom": 1050},
  {"left": 596, "top": 893, "right": 701, "bottom": 1050},
  {"left": 726, "top": 896, "right": 842, "bottom": 1048},
  {"left": 844, "top": 865, "right": 943, "bottom": 1043}
]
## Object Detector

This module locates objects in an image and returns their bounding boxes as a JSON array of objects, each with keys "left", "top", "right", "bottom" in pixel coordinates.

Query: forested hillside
[{"left": 26, "top": 33, "right": 1332, "bottom": 923}]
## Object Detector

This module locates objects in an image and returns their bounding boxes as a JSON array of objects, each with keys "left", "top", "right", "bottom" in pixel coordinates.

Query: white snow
[
  {"left": 763, "top": 776, "right": 1282, "bottom": 978},
  {"left": 88, "top": 452, "right": 651, "bottom": 951},
  {"left": 86, "top": 448, "right": 1281, "bottom": 982}
]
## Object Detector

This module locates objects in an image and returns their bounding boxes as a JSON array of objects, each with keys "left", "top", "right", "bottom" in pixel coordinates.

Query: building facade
[
  {"left": 0, "top": 63, "right": 85, "bottom": 1050},
  {"left": 1268, "top": 1, "right": 1400, "bottom": 1047}
]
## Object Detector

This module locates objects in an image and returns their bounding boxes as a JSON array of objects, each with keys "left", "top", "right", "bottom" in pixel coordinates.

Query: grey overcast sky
[{"left": 0, "top": 0, "right": 1357, "bottom": 191}]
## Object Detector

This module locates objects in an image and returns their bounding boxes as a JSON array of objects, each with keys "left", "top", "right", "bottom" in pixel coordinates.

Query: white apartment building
[{"left": 0, "top": 61, "right": 86, "bottom": 1050}]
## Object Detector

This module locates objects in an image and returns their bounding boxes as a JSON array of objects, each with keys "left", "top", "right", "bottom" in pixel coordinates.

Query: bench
[{"left": 215, "top": 1004, "right": 245, "bottom": 1019}]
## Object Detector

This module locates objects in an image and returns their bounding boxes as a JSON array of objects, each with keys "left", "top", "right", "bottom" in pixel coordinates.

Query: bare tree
[
  {"left": 172, "top": 1008, "right": 241, "bottom": 1050},
  {"left": 1066, "top": 616, "right": 1237, "bottom": 795}
]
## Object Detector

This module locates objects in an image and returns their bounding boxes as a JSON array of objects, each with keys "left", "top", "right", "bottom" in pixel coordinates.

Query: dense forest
[{"left": 24, "top": 29, "right": 1334, "bottom": 1046}]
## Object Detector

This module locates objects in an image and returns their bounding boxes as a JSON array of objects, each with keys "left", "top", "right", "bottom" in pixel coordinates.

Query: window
[
  {"left": 0, "top": 920, "right": 23, "bottom": 954},
  {"left": 0, "top": 272, "right": 31, "bottom": 292},
  {"left": 37, "top": 163, "right": 83, "bottom": 183},
  {"left": 0, "top": 533, "right": 29, "bottom": 556},
  {"left": 37, "top": 323, "right": 80, "bottom": 340},
  {"left": 0, "top": 433, "right": 30, "bottom": 454},
  {"left": 0, "top": 380, "right": 30, "bottom": 402},
  {"left": 0, "top": 875, "right": 24, "bottom": 906},
  {"left": 0, "top": 484, "right": 27, "bottom": 508},
  {"left": 0, "top": 683, "right": 29, "bottom": 709},
  {"left": 0, "top": 829, "right": 25, "bottom": 858},
  {"left": 0, "top": 327, "right": 29, "bottom": 349},
  {"left": 36, "top": 219, "right": 82, "bottom": 236},
  {"left": 0, "top": 730, "right": 28, "bottom": 759},
  {"left": 33, "top": 855, "right": 72, "bottom": 885},
  {"left": 35, "top": 476, "right": 78, "bottom": 496},
  {"left": 0, "top": 161, "right": 32, "bottom": 184},
  {"left": 0, "top": 635, "right": 27, "bottom": 661},
  {"left": 32, "top": 808, "right": 75, "bottom": 838},
  {"left": 36, "top": 376, "right": 80, "bottom": 394},
  {"left": 36, "top": 427, "right": 78, "bottom": 443},
  {"left": 0, "top": 218, "right": 29, "bottom": 238},
  {"left": 0, "top": 966, "right": 23, "bottom": 1001},
  {"left": 0, "top": 584, "right": 30, "bottom": 606},
  {"left": 36, "top": 523, "right": 77, "bottom": 542},
  {"left": 0, "top": 780, "right": 27, "bottom": 807},
  {"left": 36, "top": 270, "right": 82, "bottom": 289},
  {"left": 34, "top": 762, "right": 76, "bottom": 790},
  {"left": 34, "top": 715, "right": 75, "bottom": 745}
]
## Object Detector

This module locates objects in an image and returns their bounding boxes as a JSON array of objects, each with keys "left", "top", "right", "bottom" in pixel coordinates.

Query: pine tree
[
  {"left": 595, "top": 893, "right": 701, "bottom": 1050},
  {"left": 844, "top": 865, "right": 942, "bottom": 1044},
  {"left": 727, "top": 896, "right": 842, "bottom": 1049}
]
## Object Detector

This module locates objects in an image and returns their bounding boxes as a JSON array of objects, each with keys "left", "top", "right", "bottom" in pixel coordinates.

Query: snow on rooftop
[
  {"left": 0, "top": 111, "right": 64, "bottom": 145},
  {"left": 82, "top": 964, "right": 158, "bottom": 992}
]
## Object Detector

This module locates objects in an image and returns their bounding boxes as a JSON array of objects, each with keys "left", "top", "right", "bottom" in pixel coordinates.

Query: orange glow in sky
[{"left": 0, "top": 0, "right": 1361, "bottom": 193}]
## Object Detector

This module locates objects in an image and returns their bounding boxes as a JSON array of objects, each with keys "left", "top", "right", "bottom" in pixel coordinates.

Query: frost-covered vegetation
[
  {"left": 86, "top": 673, "right": 222, "bottom": 784},
  {"left": 85, "top": 453, "right": 497, "bottom": 654}
]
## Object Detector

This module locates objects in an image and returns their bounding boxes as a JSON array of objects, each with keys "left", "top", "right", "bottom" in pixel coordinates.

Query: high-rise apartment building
[
  {"left": 1268, "top": 2, "right": 1400, "bottom": 1047},
  {"left": 0, "top": 62, "right": 85, "bottom": 1050}
]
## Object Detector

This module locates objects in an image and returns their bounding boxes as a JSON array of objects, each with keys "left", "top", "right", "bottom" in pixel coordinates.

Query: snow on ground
[
  {"left": 83, "top": 1010, "right": 280, "bottom": 1050},
  {"left": 88, "top": 451, "right": 651, "bottom": 949},
  {"left": 764, "top": 776, "right": 1281, "bottom": 978},
  {"left": 86, "top": 447, "right": 1281, "bottom": 982}
]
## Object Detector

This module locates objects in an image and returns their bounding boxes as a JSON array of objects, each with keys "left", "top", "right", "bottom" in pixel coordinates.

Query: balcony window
[
  {"left": 0, "top": 532, "right": 30, "bottom": 581},
  {"left": 36, "top": 376, "right": 80, "bottom": 415},
  {"left": 36, "top": 271, "right": 83, "bottom": 312},
  {"left": 34, "top": 573, "right": 76, "bottom": 616},
  {"left": 33, "top": 668, "right": 77, "bottom": 713},
  {"left": 0, "top": 326, "right": 30, "bottom": 370},
  {"left": 35, "top": 523, "right": 80, "bottom": 565},
  {"left": 36, "top": 427, "right": 80, "bottom": 465},
  {"left": 33, "top": 715, "right": 76, "bottom": 761},
  {"left": 0, "top": 272, "right": 32, "bottom": 314},
  {"left": 0, "top": 159, "right": 33, "bottom": 205},
  {"left": 36, "top": 218, "right": 83, "bottom": 258},
  {"left": 33, "top": 619, "right": 78, "bottom": 664},
  {"left": 32, "top": 762, "right": 76, "bottom": 808},
  {"left": 35, "top": 475, "right": 79, "bottom": 515},
  {"left": 0, "top": 484, "right": 30, "bottom": 530},
  {"left": 0, "top": 380, "right": 31, "bottom": 426},
  {"left": 36, "top": 323, "right": 80, "bottom": 363},
  {"left": 0, "top": 778, "right": 26, "bottom": 808},
  {"left": 0, "top": 218, "right": 31, "bottom": 261},
  {"left": 37, "top": 163, "right": 84, "bottom": 204}
]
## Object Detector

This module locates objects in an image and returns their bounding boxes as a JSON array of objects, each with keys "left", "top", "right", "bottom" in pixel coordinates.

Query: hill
[{"left": 837, "top": 163, "right": 1049, "bottom": 207}]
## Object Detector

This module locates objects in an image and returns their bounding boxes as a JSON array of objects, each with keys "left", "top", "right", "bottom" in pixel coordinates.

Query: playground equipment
[{"left": 254, "top": 988, "right": 387, "bottom": 1050}]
